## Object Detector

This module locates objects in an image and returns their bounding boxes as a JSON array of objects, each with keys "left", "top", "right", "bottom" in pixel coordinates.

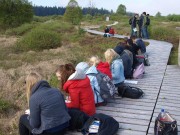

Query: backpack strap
[{"left": 94, "top": 88, "right": 99, "bottom": 103}]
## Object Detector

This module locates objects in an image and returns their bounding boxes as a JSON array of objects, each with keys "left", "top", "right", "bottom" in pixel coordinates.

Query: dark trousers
[
  {"left": 19, "top": 114, "right": 65, "bottom": 135},
  {"left": 19, "top": 114, "right": 33, "bottom": 135}
]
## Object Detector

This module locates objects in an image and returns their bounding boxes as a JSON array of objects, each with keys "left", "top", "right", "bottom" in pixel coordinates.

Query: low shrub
[
  {"left": 167, "top": 14, "right": 180, "bottom": 22},
  {"left": 33, "top": 16, "right": 52, "bottom": 22},
  {"left": 38, "top": 21, "right": 74, "bottom": 33},
  {"left": 5, "top": 23, "right": 36, "bottom": 36},
  {"left": 150, "top": 26, "right": 178, "bottom": 42},
  {"left": 16, "top": 28, "right": 62, "bottom": 51}
]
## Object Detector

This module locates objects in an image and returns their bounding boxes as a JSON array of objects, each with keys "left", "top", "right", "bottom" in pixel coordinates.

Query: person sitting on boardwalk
[
  {"left": 113, "top": 45, "right": 133, "bottom": 79},
  {"left": 19, "top": 72, "right": 71, "bottom": 135},
  {"left": 109, "top": 27, "right": 115, "bottom": 36},
  {"left": 104, "top": 49, "right": 125, "bottom": 88},
  {"left": 55, "top": 63, "right": 95, "bottom": 116},
  {"left": 76, "top": 62, "right": 105, "bottom": 107},
  {"left": 131, "top": 35, "right": 146, "bottom": 55},
  {"left": 104, "top": 26, "right": 114, "bottom": 37},
  {"left": 126, "top": 38, "right": 139, "bottom": 68},
  {"left": 88, "top": 55, "right": 112, "bottom": 79},
  {"left": 104, "top": 26, "right": 110, "bottom": 33}
]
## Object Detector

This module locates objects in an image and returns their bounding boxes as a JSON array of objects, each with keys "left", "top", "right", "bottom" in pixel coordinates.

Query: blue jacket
[
  {"left": 86, "top": 66, "right": 104, "bottom": 104},
  {"left": 111, "top": 56, "right": 125, "bottom": 85},
  {"left": 76, "top": 62, "right": 104, "bottom": 104},
  {"left": 29, "top": 80, "right": 71, "bottom": 134},
  {"left": 136, "top": 38, "right": 146, "bottom": 53}
]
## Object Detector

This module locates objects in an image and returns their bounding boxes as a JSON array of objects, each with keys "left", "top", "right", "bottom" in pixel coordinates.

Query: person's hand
[
  {"left": 65, "top": 96, "right": 71, "bottom": 103},
  {"left": 25, "top": 109, "right": 30, "bottom": 115}
]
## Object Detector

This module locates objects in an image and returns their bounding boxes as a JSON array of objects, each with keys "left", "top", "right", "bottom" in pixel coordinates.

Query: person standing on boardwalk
[
  {"left": 145, "top": 14, "right": 150, "bottom": 39},
  {"left": 55, "top": 63, "right": 96, "bottom": 116},
  {"left": 141, "top": 12, "right": 148, "bottom": 39},
  {"left": 137, "top": 14, "right": 142, "bottom": 38},
  {"left": 19, "top": 72, "right": 71, "bottom": 135},
  {"left": 130, "top": 14, "right": 138, "bottom": 37}
]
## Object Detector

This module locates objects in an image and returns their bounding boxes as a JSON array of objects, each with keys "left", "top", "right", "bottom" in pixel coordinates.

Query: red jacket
[
  {"left": 63, "top": 76, "right": 95, "bottom": 116},
  {"left": 109, "top": 28, "right": 115, "bottom": 35},
  {"left": 97, "top": 62, "right": 112, "bottom": 79}
]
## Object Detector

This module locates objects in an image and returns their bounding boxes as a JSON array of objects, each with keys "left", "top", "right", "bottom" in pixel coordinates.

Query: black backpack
[
  {"left": 81, "top": 113, "right": 119, "bottom": 135},
  {"left": 129, "top": 17, "right": 132, "bottom": 25},
  {"left": 117, "top": 84, "right": 144, "bottom": 99},
  {"left": 68, "top": 108, "right": 90, "bottom": 131},
  {"left": 146, "top": 17, "right": 150, "bottom": 25}
]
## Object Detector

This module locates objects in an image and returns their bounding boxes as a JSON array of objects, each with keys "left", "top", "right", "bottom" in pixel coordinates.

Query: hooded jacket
[
  {"left": 76, "top": 63, "right": 104, "bottom": 104},
  {"left": 63, "top": 69, "right": 96, "bottom": 116},
  {"left": 97, "top": 62, "right": 112, "bottom": 79},
  {"left": 86, "top": 66, "right": 104, "bottom": 104},
  {"left": 29, "top": 80, "right": 71, "bottom": 134}
]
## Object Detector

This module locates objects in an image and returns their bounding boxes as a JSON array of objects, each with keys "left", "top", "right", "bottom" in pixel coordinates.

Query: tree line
[{"left": 33, "top": 6, "right": 111, "bottom": 16}]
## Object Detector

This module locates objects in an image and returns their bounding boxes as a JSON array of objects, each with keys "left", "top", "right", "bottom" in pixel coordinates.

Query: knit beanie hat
[
  {"left": 113, "top": 45, "right": 124, "bottom": 55},
  {"left": 76, "top": 62, "right": 89, "bottom": 73}
]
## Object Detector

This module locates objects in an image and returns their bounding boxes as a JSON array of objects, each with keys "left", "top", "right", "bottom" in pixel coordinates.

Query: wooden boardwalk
[
  {"left": 66, "top": 30, "right": 180, "bottom": 135},
  {"left": 147, "top": 65, "right": 180, "bottom": 135}
]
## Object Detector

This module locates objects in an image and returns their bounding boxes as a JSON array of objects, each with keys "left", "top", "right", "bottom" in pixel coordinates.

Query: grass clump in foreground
[
  {"left": 16, "top": 28, "right": 62, "bottom": 51},
  {"left": 0, "top": 98, "right": 19, "bottom": 116}
]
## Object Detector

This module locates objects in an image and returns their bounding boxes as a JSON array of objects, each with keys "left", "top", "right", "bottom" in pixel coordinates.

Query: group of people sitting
[
  {"left": 104, "top": 26, "right": 115, "bottom": 37},
  {"left": 19, "top": 35, "right": 147, "bottom": 135}
]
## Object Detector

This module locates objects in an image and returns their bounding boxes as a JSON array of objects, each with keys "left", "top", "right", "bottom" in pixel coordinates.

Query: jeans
[
  {"left": 142, "top": 26, "right": 149, "bottom": 39},
  {"left": 19, "top": 114, "right": 66, "bottom": 135}
]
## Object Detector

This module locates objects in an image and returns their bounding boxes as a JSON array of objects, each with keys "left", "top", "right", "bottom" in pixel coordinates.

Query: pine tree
[{"left": 64, "top": 0, "right": 82, "bottom": 25}]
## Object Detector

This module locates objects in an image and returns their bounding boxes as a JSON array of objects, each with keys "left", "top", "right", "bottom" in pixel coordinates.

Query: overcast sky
[{"left": 30, "top": 0, "right": 180, "bottom": 16}]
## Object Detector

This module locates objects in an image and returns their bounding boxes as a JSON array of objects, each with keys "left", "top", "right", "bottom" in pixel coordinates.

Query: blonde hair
[
  {"left": 88, "top": 56, "right": 101, "bottom": 66},
  {"left": 104, "top": 49, "right": 119, "bottom": 64},
  {"left": 26, "top": 72, "right": 42, "bottom": 106}
]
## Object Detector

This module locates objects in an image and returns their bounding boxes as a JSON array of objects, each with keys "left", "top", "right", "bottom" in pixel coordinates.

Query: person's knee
[{"left": 19, "top": 114, "right": 29, "bottom": 123}]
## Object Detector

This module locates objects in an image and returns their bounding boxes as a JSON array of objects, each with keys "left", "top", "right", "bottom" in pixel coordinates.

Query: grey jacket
[{"left": 29, "top": 80, "right": 71, "bottom": 134}]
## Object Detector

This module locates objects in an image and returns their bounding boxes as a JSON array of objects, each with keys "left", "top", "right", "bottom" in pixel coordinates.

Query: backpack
[
  {"left": 129, "top": 17, "right": 132, "bottom": 25},
  {"left": 81, "top": 113, "right": 119, "bottom": 135},
  {"left": 117, "top": 84, "right": 144, "bottom": 99},
  {"left": 90, "top": 70, "right": 116, "bottom": 101},
  {"left": 146, "top": 17, "right": 150, "bottom": 25},
  {"left": 68, "top": 108, "right": 90, "bottom": 131},
  {"left": 133, "top": 63, "right": 145, "bottom": 79}
]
